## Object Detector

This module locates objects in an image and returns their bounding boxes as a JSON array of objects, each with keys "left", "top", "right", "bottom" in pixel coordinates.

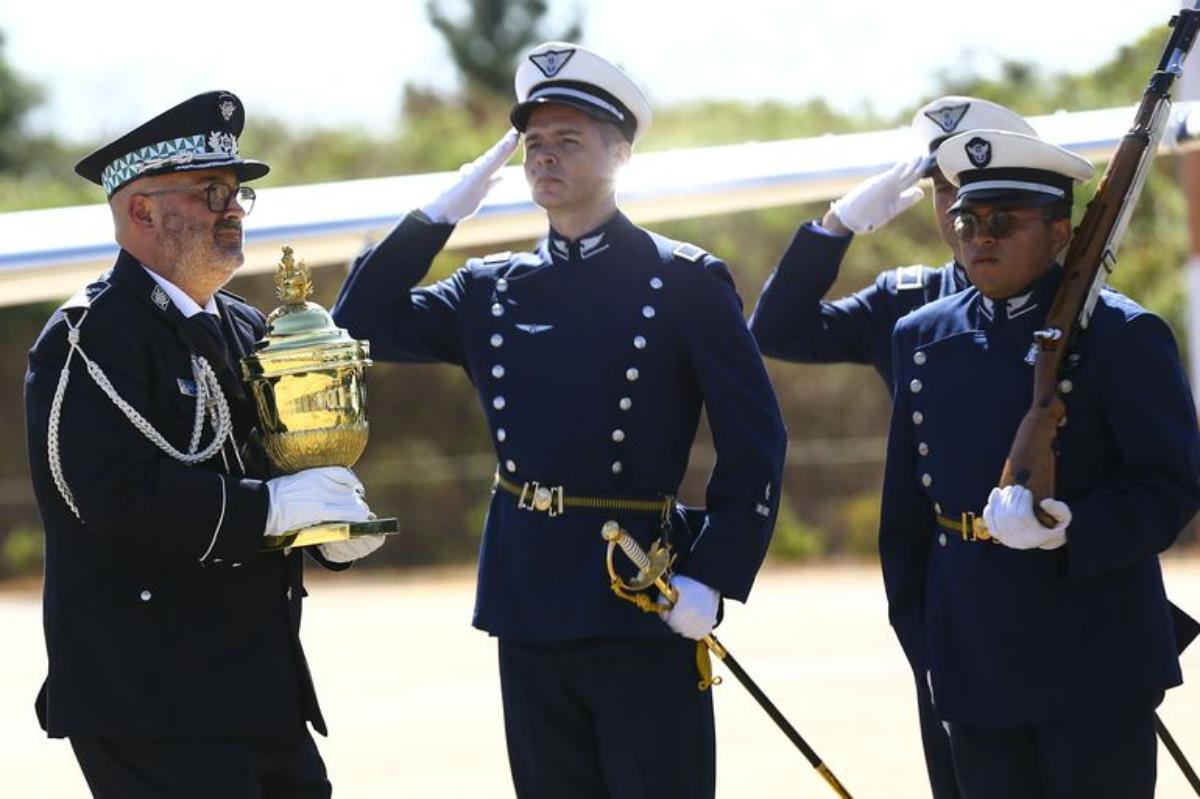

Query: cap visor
[
  {"left": 510, "top": 97, "right": 623, "bottom": 132},
  {"left": 950, "top": 188, "right": 1063, "bottom": 212}
]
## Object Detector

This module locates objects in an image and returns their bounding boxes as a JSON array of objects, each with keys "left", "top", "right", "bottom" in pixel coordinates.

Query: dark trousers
[
  {"left": 947, "top": 704, "right": 1157, "bottom": 799},
  {"left": 499, "top": 636, "right": 716, "bottom": 799},
  {"left": 69, "top": 731, "right": 331, "bottom": 799},
  {"left": 915, "top": 672, "right": 962, "bottom": 799}
]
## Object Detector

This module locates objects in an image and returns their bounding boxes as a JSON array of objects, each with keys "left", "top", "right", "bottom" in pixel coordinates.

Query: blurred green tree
[{"left": 426, "top": 0, "right": 582, "bottom": 97}]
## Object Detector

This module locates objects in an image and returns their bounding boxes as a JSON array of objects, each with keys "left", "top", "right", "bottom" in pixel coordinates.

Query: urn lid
[{"left": 242, "top": 247, "right": 369, "bottom": 379}]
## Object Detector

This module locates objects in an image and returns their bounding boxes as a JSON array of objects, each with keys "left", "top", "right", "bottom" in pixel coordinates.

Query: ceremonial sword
[{"left": 600, "top": 521, "right": 854, "bottom": 799}]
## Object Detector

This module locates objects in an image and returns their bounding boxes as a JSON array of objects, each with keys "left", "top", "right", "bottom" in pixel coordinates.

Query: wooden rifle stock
[{"left": 1000, "top": 6, "right": 1200, "bottom": 521}]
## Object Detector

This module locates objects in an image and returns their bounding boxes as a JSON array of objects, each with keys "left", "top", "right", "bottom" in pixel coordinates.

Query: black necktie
[
  {"left": 194, "top": 313, "right": 233, "bottom": 364},
  {"left": 183, "top": 313, "right": 246, "bottom": 402}
]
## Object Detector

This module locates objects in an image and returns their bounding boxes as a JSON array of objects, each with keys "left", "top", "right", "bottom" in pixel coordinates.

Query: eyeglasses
[
  {"left": 137, "top": 183, "right": 256, "bottom": 215},
  {"left": 953, "top": 210, "right": 1053, "bottom": 242}
]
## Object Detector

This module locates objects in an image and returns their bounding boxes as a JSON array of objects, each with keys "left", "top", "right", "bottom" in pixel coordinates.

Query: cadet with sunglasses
[
  {"left": 880, "top": 129, "right": 1200, "bottom": 797},
  {"left": 23, "top": 91, "right": 382, "bottom": 799},
  {"left": 749, "top": 96, "right": 1035, "bottom": 799}
]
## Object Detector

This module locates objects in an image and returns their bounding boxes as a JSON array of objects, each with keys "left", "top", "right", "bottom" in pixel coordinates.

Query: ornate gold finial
[{"left": 275, "top": 245, "right": 313, "bottom": 304}]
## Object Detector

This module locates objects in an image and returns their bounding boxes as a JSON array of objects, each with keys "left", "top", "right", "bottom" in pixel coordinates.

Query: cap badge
[
  {"left": 924, "top": 102, "right": 970, "bottom": 134},
  {"left": 965, "top": 136, "right": 992, "bottom": 168},
  {"left": 207, "top": 131, "right": 238, "bottom": 156},
  {"left": 530, "top": 48, "right": 576, "bottom": 78},
  {"left": 151, "top": 285, "right": 170, "bottom": 311},
  {"left": 218, "top": 99, "right": 236, "bottom": 121}
]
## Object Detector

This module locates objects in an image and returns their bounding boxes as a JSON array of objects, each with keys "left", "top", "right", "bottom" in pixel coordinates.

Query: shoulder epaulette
[
  {"left": 895, "top": 265, "right": 926, "bottom": 291},
  {"left": 672, "top": 243, "right": 708, "bottom": 263},
  {"left": 482, "top": 251, "right": 514, "bottom": 265},
  {"left": 61, "top": 280, "right": 111, "bottom": 312},
  {"left": 61, "top": 287, "right": 94, "bottom": 311}
]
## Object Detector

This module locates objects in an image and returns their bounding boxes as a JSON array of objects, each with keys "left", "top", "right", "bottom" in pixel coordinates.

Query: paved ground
[{"left": 3, "top": 560, "right": 1199, "bottom": 797}]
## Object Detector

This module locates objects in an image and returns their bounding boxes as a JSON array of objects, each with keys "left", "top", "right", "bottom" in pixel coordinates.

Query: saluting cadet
[
  {"left": 750, "top": 96, "right": 1036, "bottom": 392},
  {"left": 881, "top": 129, "right": 1200, "bottom": 798},
  {"left": 332, "top": 42, "right": 786, "bottom": 799},
  {"left": 750, "top": 96, "right": 1035, "bottom": 799},
  {"left": 24, "top": 91, "right": 384, "bottom": 799}
]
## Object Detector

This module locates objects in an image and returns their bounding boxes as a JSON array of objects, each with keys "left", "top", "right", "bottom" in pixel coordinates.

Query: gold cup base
[{"left": 261, "top": 518, "right": 400, "bottom": 551}]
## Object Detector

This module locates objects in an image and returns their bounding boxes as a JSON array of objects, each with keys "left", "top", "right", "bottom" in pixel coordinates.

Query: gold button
[
  {"left": 533, "top": 487, "right": 552, "bottom": 511},
  {"left": 612, "top": 461, "right": 623, "bottom": 474},
  {"left": 626, "top": 368, "right": 640, "bottom": 382},
  {"left": 914, "top": 351, "right": 927, "bottom": 366},
  {"left": 634, "top": 336, "right": 647, "bottom": 349},
  {"left": 910, "top": 379, "right": 923, "bottom": 394},
  {"left": 496, "top": 278, "right": 508, "bottom": 292},
  {"left": 918, "top": 442, "right": 930, "bottom": 456},
  {"left": 922, "top": 474, "right": 933, "bottom": 487},
  {"left": 912, "top": 411, "right": 924, "bottom": 425},
  {"left": 491, "top": 303, "right": 504, "bottom": 317},
  {"left": 490, "top": 334, "right": 503, "bottom": 348},
  {"left": 492, "top": 365, "right": 505, "bottom": 378},
  {"left": 496, "top": 428, "right": 507, "bottom": 442},
  {"left": 650, "top": 277, "right": 664, "bottom": 290},
  {"left": 493, "top": 396, "right": 506, "bottom": 410},
  {"left": 612, "top": 429, "right": 626, "bottom": 443},
  {"left": 619, "top": 397, "right": 632, "bottom": 411},
  {"left": 642, "top": 306, "right": 656, "bottom": 319},
  {"left": 505, "top": 460, "right": 517, "bottom": 473}
]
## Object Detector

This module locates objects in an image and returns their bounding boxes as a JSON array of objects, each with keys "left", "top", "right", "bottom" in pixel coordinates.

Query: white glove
[
  {"left": 982, "top": 485, "right": 1071, "bottom": 551},
  {"left": 419, "top": 129, "right": 520, "bottom": 224},
  {"left": 264, "top": 466, "right": 371, "bottom": 538},
  {"left": 829, "top": 154, "right": 927, "bottom": 234},
  {"left": 317, "top": 534, "right": 386, "bottom": 564},
  {"left": 658, "top": 575, "right": 720, "bottom": 640}
]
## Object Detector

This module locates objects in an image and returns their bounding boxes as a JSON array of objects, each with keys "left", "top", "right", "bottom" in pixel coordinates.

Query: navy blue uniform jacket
[
  {"left": 25, "top": 252, "right": 336, "bottom": 739},
  {"left": 332, "top": 211, "right": 787, "bottom": 641},
  {"left": 881, "top": 267, "right": 1200, "bottom": 726},
  {"left": 749, "top": 222, "right": 968, "bottom": 391}
]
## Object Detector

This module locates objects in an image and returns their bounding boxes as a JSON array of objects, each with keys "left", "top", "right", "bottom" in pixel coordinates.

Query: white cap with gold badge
[
  {"left": 937, "top": 129, "right": 1096, "bottom": 211},
  {"left": 510, "top": 42, "right": 653, "bottom": 143}
]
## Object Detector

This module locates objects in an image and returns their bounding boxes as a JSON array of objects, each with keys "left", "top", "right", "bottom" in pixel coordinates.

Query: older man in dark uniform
[
  {"left": 24, "top": 91, "right": 383, "bottom": 799},
  {"left": 332, "top": 42, "right": 786, "bottom": 798},
  {"left": 881, "top": 129, "right": 1200, "bottom": 798}
]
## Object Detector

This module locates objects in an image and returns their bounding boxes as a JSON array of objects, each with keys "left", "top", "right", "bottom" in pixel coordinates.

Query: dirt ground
[{"left": 3, "top": 560, "right": 1198, "bottom": 797}]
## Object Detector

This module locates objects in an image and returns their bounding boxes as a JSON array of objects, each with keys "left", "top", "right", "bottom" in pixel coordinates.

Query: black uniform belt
[
  {"left": 936, "top": 512, "right": 998, "bottom": 544},
  {"left": 493, "top": 472, "right": 674, "bottom": 520}
]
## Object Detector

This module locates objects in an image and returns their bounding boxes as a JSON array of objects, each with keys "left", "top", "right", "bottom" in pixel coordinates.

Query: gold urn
[{"left": 243, "top": 246, "right": 397, "bottom": 549}]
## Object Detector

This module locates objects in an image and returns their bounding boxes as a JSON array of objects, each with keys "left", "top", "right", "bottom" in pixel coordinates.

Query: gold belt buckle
[
  {"left": 517, "top": 481, "right": 565, "bottom": 516},
  {"left": 960, "top": 512, "right": 991, "bottom": 542}
]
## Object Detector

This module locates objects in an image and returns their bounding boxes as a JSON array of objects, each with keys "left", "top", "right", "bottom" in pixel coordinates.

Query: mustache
[{"left": 214, "top": 219, "right": 242, "bottom": 235}]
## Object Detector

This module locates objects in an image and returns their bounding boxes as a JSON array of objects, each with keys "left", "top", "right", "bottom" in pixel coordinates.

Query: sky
[{"left": 0, "top": 1, "right": 1186, "bottom": 143}]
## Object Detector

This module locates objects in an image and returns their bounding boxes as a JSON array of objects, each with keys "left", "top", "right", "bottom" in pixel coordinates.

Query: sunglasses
[{"left": 952, "top": 210, "right": 1054, "bottom": 242}]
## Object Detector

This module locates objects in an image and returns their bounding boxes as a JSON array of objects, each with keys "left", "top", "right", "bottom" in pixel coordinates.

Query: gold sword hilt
[
  {"left": 601, "top": 520, "right": 723, "bottom": 690},
  {"left": 601, "top": 519, "right": 675, "bottom": 599}
]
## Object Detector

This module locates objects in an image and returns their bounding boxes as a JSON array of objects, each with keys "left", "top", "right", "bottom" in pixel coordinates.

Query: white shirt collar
[{"left": 141, "top": 265, "right": 219, "bottom": 319}]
